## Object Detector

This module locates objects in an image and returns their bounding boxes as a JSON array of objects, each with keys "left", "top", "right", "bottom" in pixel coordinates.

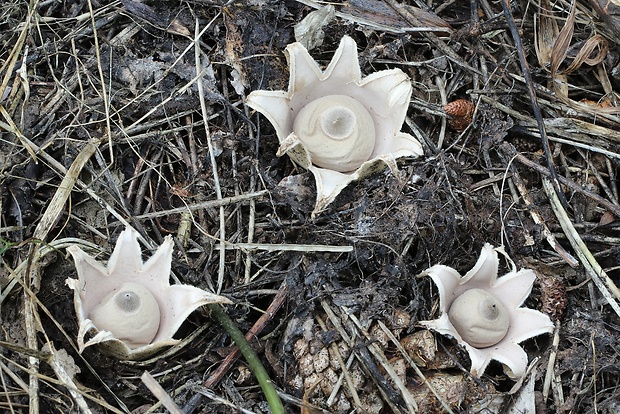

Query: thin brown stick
[{"left": 203, "top": 282, "right": 288, "bottom": 388}]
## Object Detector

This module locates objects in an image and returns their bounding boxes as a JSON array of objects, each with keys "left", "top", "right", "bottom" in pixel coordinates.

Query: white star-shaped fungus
[
  {"left": 247, "top": 35, "right": 423, "bottom": 216},
  {"left": 67, "top": 227, "right": 231, "bottom": 360},
  {"left": 419, "top": 243, "right": 554, "bottom": 379}
]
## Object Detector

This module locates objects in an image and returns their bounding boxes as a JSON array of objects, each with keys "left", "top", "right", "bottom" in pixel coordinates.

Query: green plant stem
[{"left": 208, "top": 303, "right": 285, "bottom": 414}]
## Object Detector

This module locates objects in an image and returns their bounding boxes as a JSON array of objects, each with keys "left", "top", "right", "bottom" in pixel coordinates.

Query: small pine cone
[
  {"left": 400, "top": 330, "right": 436, "bottom": 367},
  {"left": 444, "top": 99, "right": 475, "bottom": 131},
  {"left": 391, "top": 308, "right": 411, "bottom": 336},
  {"left": 287, "top": 315, "right": 381, "bottom": 413},
  {"left": 539, "top": 274, "right": 568, "bottom": 322}
]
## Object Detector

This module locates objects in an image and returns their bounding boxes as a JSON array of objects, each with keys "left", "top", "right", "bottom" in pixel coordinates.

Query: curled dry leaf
[{"left": 541, "top": 0, "right": 620, "bottom": 116}]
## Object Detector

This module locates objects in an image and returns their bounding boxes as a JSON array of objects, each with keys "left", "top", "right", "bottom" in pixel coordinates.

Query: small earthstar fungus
[
  {"left": 246, "top": 35, "right": 423, "bottom": 215},
  {"left": 419, "top": 243, "right": 554, "bottom": 379},
  {"left": 67, "top": 227, "right": 231, "bottom": 360}
]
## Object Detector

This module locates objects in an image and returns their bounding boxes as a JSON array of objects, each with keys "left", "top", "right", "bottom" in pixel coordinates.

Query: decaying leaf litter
[{"left": 1, "top": 0, "right": 619, "bottom": 412}]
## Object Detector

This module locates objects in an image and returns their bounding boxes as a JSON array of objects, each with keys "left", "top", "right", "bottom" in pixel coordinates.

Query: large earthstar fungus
[{"left": 247, "top": 35, "right": 423, "bottom": 215}]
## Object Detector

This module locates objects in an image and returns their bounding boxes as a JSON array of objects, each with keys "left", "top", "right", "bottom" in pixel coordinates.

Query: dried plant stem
[
  {"left": 224, "top": 243, "right": 353, "bottom": 252},
  {"left": 501, "top": 0, "right": 568, "bottom": 211},
  {"left": 322, "top": 300, "right": 415, "bottom": 412},
  {"left": 194, "top": 19, "right": 226, "bottom": 294},
  {"left": 542, "top": 321, "right": 561, "bottom": 402},
  {"left": 378, "top": 321, "right": 455, "bottom": 414},
  {"left": 341, "top": 307, "right": 418, "bottom": 412},
  {"left": 24, "top": 290, "right": 39, "bottom": 414},
  {"left": 204, "top": 284, "right": 288, "bottom": 388},
  {"left": 123, "top": 13, "right": 221, "bottom": 133},
  {"left": 315, "top": 314, "right": 362, "bottom": 409},
  {"left": 47, "top": 344, "right": 93, "bottom": 414},
  {"left": 191, "top": 386, "right": 258, "bottom": 413},
  {"left": 18, "top": 135, "right": 131, "bottom": 227},
  {"left": 32, "top": 138, "right": 101, "bottom": 242},
  {"left": 85, "top": 0, "right": 112, "bottom": 160},
  {"left": 16, "top": 136, "right": 103, "bottom": 414},
  {"left": 504, "top": 144, "right": 620, "bottom": 219},
  {"left": 542, "top": 178, "right": 620, "bottom": 316},
  {"left": 207, "top": 303, "right": 285, "bottom": 414},
  {"left": 133, "top": 190, "right": 268, "bottom": 219},
  {"left": 141, "top": 371, "right": 183, "bottom": 414},
  {"left": 0, "top": 105, "right": 37, "bottom": 162},
  {"left": 0, "top": 0, "right": 36, "bottom": 102},
  {"left": 385, "top": 0, "right": 478, "bottom": 74},
  {"left": 244, "top": 103, "right": 257, "bottom": 284},
  {"left": 498, "top": 144, "right": 578, "bottom": 266}
]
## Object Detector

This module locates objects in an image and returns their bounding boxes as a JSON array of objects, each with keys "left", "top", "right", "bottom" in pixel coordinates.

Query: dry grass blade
[
  {"left": 201, "top": 281, "right": 288, "bottom": 406},
  {"left": 504, "top": 144, "right": 620, "bottom": 219},
  {"left": 0, "top": 106, "right": 37, "bottom": 162},
  {"left": 562, "top": 34, "right": 608, "bottom": 74},
  {"left": 548, "top": 0, "right": 577, "bottom": 84},
  {"left": 498, "top": 144, "right": 579, "bottom": 266},
  {"left": 15, "top": 133, "right": 102, "bottom": 408},
  {"left": 501, "top": 0, "right": 569, "bottom": 212},
  {"left": 31, "top": 138, "right": 101, "bottom": 243},
  {"left": 542, "top": 322, "right": 561, "bottom": 402},
  {"left": 85, "top": 0, "right": 112, "bottom": 160},
  {"left": 542, "top": 178, "right": 620, "bottom": 316},
  {"left": 45, "top": 344, "right": 92, "bottom": 414},
  {"left": 224, "top": 242, "right": 353, "bottom": 252},
  {"left": 194, "top": 18, "right": 226, "bottom": 294},
  {"left": 377, "top": 321, "right": 455, "bottom": 414},
  {"left": 341, "top": 307, "right": 418, "bottom": 413},
  {"left": 133, "top": 190, "right": 268, "bottom": 219},
  {"left": 535, "top": 0, "right": 559, "bottom": 69},
  {"left": 295, "top": 0, "right": 450, "bottom": 33},
  {"left": 536, "top": 0, "right": 568, "bottom": 97},
  {"left": 141, "top": 371, "right": 184, "bottom": 414},
  {"left": 385, "top": 0, "right": 478, "bottom": 74},
  {"left": 0, "top": 0, "right": 37, "bottom": 100},
  {"left": 544, "top": 0, "right": 620, "bottom": 117}
]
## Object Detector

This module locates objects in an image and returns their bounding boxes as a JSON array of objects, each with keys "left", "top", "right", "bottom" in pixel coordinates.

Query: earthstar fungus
[
  {"left": 419, "top": 244, "right": 554, "bottom": 379},
  {"left": 247, "top": 35, "right": 423, "bottom": 215},
  {"left": 67, "top": 227, "right": 231, "bottom": 360}
]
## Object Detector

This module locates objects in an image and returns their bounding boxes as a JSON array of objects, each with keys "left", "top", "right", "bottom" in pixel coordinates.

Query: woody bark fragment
[{"left": 588, "top": 0, "right": 620, "bottom": 42}]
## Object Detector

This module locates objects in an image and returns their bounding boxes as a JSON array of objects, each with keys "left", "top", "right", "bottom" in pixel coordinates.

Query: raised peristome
[
  {"left": 448, "top": 288, "right": 509, "bottom": 348},
  {"left": 89, "top": 282, "right": 161, "bottom": 348},
  {"left": 293, "top": 94, "right": 375, "bottom": 172}
]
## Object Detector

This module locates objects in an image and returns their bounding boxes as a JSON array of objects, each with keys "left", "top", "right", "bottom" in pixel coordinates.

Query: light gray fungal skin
[
  {"left": 67, "top": 227, "right": 233, "bottom": 359},
  {"left": 293, "top": 94, "right": 375, "bottom": 172},
  {"left": 448, "top": 288, "right": 510, "bottom": 348},
  {"left": 89, "top": 282, "right": 161, "bottom": 348},
  {"left": 246, "top": 35, "right": 423, "bottom": 215},
  {"left": 420, "top": 244, "right": 555, "bottom": 378}
]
